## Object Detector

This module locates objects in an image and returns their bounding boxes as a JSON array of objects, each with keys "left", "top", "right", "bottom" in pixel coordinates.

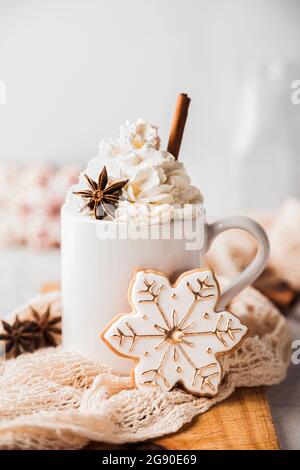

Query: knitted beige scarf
[{"left": 0, "top": 284, "right": 291, "bottom": 450}]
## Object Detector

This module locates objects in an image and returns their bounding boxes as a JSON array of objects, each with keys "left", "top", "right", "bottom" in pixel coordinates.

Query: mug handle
[{"left": 206, "top": 216, "right": 270, "bottom": 310}]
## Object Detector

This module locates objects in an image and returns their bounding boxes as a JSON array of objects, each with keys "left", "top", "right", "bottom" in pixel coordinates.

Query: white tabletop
[{"left": 0, "top": 247, "right": 299, "bottom": 450}]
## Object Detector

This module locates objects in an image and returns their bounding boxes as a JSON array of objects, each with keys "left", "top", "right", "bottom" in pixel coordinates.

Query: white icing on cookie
[{"left": 101, "top": 268, "right": 248, "bottom": 396}]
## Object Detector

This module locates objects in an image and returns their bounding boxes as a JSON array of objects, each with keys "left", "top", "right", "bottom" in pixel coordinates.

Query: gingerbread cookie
[{"left": 101, "top": 268, "right": 247, "bottom": 396}]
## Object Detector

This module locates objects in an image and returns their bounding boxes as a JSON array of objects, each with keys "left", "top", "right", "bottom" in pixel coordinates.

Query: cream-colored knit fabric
[{"left": 0, "top": 288, "right": 291, "bottom": 450}]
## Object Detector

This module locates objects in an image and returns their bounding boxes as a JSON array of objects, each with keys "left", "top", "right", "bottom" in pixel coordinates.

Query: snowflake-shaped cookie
[{"left": 101, "top": 268, "right": 248, "bottom": 396}]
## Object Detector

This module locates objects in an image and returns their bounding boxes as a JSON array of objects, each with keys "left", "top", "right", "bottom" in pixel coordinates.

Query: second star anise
[
  {"left": 73, "top": 166, "right": 128, "bottom": 220},
  {"left": 30, "top": 305, "right": 62, "bottom": 348}
]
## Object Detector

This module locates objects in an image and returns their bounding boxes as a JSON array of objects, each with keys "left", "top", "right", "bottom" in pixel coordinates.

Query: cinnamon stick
[{"left": 167, "top": 93, "right": 191, "bottom": 160}]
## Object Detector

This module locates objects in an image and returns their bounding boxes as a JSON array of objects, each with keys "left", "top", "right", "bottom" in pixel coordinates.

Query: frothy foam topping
[{"left": 67, "top": 119, "right": 203, "bottom": 224}]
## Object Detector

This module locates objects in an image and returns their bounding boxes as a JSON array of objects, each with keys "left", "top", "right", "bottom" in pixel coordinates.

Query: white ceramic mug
[{"left": 61, "top": 204, "right": 269, "bottom": 374}]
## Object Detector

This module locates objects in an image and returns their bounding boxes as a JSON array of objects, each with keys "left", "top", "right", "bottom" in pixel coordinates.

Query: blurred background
[
  {"left": 1, "top": 0, "right": 300, "bottom": 448},
  {"left": 1, "top": 0, "right": 300, "bottom": 213}
]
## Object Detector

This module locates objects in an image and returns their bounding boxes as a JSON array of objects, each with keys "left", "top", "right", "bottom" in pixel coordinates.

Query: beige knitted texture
[{"left": 0, "top": 288, "right": 291, "bottom": 450}]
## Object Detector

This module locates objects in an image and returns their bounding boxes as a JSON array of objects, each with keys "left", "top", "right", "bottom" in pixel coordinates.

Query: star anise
[
  {"left": 73, "top": 166, "right": 128, "bottom": 220},
  {"left": 0, "top": 316, "right": 37, "bottom": 358},
  {"left": 30, "top": 305, "right": 61, "bottom": 348}
]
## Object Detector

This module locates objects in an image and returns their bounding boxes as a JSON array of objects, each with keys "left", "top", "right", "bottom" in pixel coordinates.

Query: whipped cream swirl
[{"left": 67, "top": 119, "right": 203, "bottom": 224}]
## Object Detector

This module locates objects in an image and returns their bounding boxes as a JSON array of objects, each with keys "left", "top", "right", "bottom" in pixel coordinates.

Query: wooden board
[
  {"left": 41, "top": 283, "right": 279, "bottom": 450},
  {"left": 154, "top": 387, "right": 279, "bottom": 450}
]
